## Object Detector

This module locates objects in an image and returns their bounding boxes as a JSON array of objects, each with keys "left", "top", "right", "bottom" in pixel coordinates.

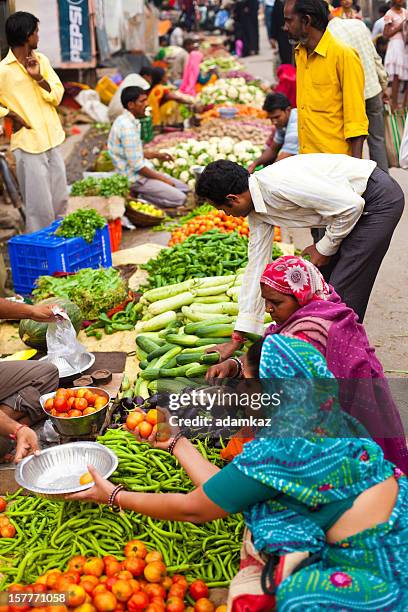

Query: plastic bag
[
  {"left": 46, "top": 307, "right": 88, "bottom": 370},
  {"left": 75, "top": 89, "right": 109, "bottom": 123}
]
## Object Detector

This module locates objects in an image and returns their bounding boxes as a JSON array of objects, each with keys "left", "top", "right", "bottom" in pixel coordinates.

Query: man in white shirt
[
  {"left": 328, "top": 14, "right": 389, "bottom": 172},
  {"left": 195, "top": 156, "right": 403, "bottom": 352},
  {"left": 372, "top": 4, "right": 388, "bottom": 40}
]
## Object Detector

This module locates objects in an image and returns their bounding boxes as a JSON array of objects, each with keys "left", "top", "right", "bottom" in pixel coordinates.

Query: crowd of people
[{"left": 0, "top": 1, "right": 408, "bottom": 609}]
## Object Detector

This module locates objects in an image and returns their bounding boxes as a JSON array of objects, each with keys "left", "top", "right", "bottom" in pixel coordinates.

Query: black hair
[
  {"left": 378, "top": 3, "right": 388, "bottom": 15},
  {"left": 6, "top": 11, "right": 39, "bottom": 47},
  {"left": 183, "top": 37, "right": 195, "bottom": 49},
  {"left": 120, "top": 86, "right": 146, "bottom": 109},
  {"left": 140, "top": 66, "right": 154, "bottom": 78},
  {"left": 149, "top": 67, "right": 166, "bottom": 88},
  {"left": 263, "top": 92, "right": 291, "bottom": 112},
  {"left": 195, "top": 160, "right": 249, "bottom": 206},
  {"left": 245, "top": 338, "right": 264, "bottom": 378},
  {"left": 290, "top": 0, "right": 329, "bottom": 31}
]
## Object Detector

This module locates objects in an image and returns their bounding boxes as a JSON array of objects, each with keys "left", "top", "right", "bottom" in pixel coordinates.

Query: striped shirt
[
  {"left": 234, "top": 154, "right": 376, "bottom": 335},
  {"left": 108, "top": 110, "right": 147, "bottom": 182},
  {"left": 328, "top": 17, "right": 388, "bottom": 99}
]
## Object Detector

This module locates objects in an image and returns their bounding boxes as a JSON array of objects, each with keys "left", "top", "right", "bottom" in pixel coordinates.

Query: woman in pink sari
[{"left": 210, "top": 256, "right": 408, "bottom": 472}]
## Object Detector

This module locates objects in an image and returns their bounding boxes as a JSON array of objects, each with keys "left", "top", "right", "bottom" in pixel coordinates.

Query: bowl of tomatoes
[{"left": 40, "top": 387, "right": 110, "bottom": 437}]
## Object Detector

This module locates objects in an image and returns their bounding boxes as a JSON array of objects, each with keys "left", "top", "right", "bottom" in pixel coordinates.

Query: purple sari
[{"left": 265, "top": 289, "right": 408, "bottom": 473}]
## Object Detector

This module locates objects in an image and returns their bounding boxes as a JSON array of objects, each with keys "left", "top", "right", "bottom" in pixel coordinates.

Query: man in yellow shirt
[
  {"left": 0, "top": 12, "right": 67, "bottom": 233},
  {"left": 283, "top": 0, "right": 368, "bottom": 158}
]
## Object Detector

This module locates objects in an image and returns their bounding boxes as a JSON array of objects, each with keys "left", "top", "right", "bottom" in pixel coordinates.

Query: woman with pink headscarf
[
  {"left": 208, "top": 255, "right": 408, "bottom": 473},
  {"left": 179, "top": 50, "right": 217, "bottom": 96}
]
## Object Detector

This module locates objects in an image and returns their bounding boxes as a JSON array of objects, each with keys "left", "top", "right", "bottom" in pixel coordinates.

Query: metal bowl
[
  {"left": 40, "top": 387, "right": 110, "bottom": 437},
  {"left": 15, "top": 442, "right": 118, "bottom": 495}
]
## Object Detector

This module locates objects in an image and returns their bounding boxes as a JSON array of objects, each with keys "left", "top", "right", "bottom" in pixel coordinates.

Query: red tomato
[
  {"left": 144, "top": 561, "right": 167, "bottom": 583},
  {"left": 169, "top": 585, "right": 186, "bottom": 599},
  {"left": 93, "top": 591, "right": 117, "bottom": 612},
  {"left": 194, "top": 599, "right": 214, "bottom": 612},
  {"left": 84, "top": 391, "right": 96, "bottom": 405},
  {"left": 189, "top": 581, "right": 209, "bottom": 601},
  {"left": 105, "top": 560, "right": 122, "bottom": 577},
  {"left": 124, "top": 540, "right": 147, "bottom": 559},
  {"left": 0, "top": 497, "right": 6, "bottom": 512},
  {"left": 166, "top": 596, "right": 185, "bottom": 612},
  {"left": 0, "top": 524, "right": 16, "bottom": 538},
  {"left": 75, "top": 398, "right": 88, "bottom": 411},
  {"left": 127, "top": 592, "right": 149, "bottom": 612},
  {"left": 123, "top": 557, "right": 146, "bottom": 577},
  {"left": 44, "top": 398, "right": 54, "bottom": 412},
  {"left": 66, "top": 584, "right": 86, "bottom": 608},
  {"left": 54, "top": 396, "right": 68, "bottom": 413},
  {"left": 68, "top": 555, "right": 87, "bottom": 575},
  {"left": 145, "top": 551, "right": 162, "bottom": 564},
  {"left": 111, "top": 580, "right": 133, "bottom": 602},
  {"left": 68, "top": 409, "right": 83, "bottom": 418},
  {"left": 67, "top": 397, "right": 76, "bottom": 409},
  {"left": 144, "top": 584, "right": 166, "bottom": 600}
]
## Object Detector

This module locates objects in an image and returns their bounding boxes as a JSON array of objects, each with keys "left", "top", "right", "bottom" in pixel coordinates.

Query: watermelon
[{"left": 18, "top": 298, "right": 83, "bottom": 350}]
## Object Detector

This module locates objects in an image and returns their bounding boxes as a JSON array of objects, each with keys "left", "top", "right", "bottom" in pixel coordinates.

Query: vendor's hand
[
  {"left": 383, "top": 90, "right": 390, "bottom": 104},
  {"left": 8, "top": 110, "right": 30, "bottom": 131},
  {"left": 29, "top": 304, "right": 61, "bottom": 323},
  {"left": 25, "top": 55, "right": 41, "bottom": 80},
  {"left": 270, "top": 39, "right": 277, "bottom": 50},
  {"left": 206, "top": 357, "right": 241, "bottom": 382},
  {"left": 206, "top": 340, "right": 241, "bottom": 363},
  {"left": 64, "top": 465, "right": 115, "bottom": 503},
  {"left": 302, "top": 244, "right": 331, "bottom": 268},
  {"left": 157, "top": 152, "right": 173, "bottom": 162},
  {"left": 247, "top": 161, "right": 258, "bottom": 174},
  {"left": 15, "top": 427, "right": 41, "bottom": 463},
  {"left": 125, "top": 407, "right": 177, "bottom": 450}
]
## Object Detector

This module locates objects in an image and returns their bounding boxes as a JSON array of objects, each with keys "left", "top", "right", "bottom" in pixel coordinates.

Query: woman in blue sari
[{"left": 68, "top": 336, "right": 408, "bottom": 611}]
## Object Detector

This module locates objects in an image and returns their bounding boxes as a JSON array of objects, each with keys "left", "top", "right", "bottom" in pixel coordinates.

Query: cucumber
[
  {"left": 136, "top": 335, "right": 161, "bottom": 354},
  {"left": 151, "top": 378, "right": 192, "bottom": 394},
  {"left": 140, "top": 368, "right": 161, "bottom": 381},
  {"left": 181, "top": 307, "right": 235, "bottom": 324},
  {"left": 176, "top": 352, "right": 204, "bottom": 365},
  {"left": 139, "top": 360, "right": 148, "bottom": 370},
  {"left": 195, "top": 337, "right": 230, "bottom": 346},
  {"left": 195, "top": 323, "right": 234, "bottom": 338},
  {"left": 154, "top": 346, "right": 183, "bottom": 370},
  {"left": 181, "top": 344, "right": 216, "bottom": 354},
  {"left": 185, "top": 364, "right": 209, "bottom": 378},
  {"left": 165, "top": 333, "right": 200, "bottom": 347},
  {"left": 139, "top": 379, "right": 150, "bottom": 399},
  {"left": 159, "top": 363, "right": 200, "bottom": 377},
  {"left": 199, "top": 352, "right": 220, "bottom": 365},
  {"left": 184, "top": 318, "right": 232, "bottom": 335},
  {"left": 147, "top": 343, "right": 178, "bottom": 362}
]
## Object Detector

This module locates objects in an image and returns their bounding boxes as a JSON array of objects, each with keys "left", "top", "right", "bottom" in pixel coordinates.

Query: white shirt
[
  {"left": 372, "top": 16, "right": 385, "bottom": 40},
  {"left": 235, "top": 154, "right": 376, "bottom": 335},
  {"left": 328, "top": 17, "right": 387, "bottom": 99}
]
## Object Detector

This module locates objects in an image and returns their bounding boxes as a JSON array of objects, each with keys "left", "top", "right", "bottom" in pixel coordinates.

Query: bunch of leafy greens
[
  {"left": 33, "top": 268, "right": 128, "bottom": 320},
  {"left": 70, "top": 175, "right": 130, "bottom": 198},
  {"left": 55, "top": 209, "right": 106, "bottom": 243}
]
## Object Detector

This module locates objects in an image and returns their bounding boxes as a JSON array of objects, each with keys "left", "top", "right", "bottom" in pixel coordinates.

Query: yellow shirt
[
  {"left": 295, "top": 30, "right": 368, "bottom": 155},
  {"left": 0, "top": 49, "right": 65, "bottom": 154}
]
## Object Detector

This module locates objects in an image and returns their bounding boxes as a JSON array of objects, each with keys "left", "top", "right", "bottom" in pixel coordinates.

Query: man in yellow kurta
[
  {"left": 0, "top": 12, "right": 67, "bottom": 233},
  {"left": 284, "top": 0, "right": 368, "bottom": 159}
]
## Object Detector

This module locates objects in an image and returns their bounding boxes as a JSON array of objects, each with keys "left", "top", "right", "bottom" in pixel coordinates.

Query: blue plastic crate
[{"left": 8, "top": 220, "right": 112, "bottom": 295}]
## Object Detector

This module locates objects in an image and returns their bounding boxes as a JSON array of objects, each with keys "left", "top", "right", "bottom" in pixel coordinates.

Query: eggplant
[
  {"left": 133, "top": 396, "right": 145, "bottom": 406},
  {"left": 120, "top": 397, "right": 135, "bottom": 411}
]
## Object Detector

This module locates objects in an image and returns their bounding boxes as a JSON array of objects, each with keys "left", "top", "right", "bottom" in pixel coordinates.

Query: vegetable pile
[
  {"left": 168, "top": 210, "right": 249, "bottom": 245},
  {"left": 197, "top": 78, "right": 265, "bottom": 107},
  {"left": 140, "top": 231, "right": 248, "bottom": 289},
  {"left": 152, "top": 137, "right": 262, "bottom": 185},
  {"left": 195, "top": 117, "right": 271, "bottom": 146},
  {"left": 128, "top": 200, "right": 164, "bottom": 218},
  {"left": 70, "top": 175, "right": 130, "bottom": 198},
  {"left": 55, "top": 208, "right": 106, "bottom": 243},
  {"left": 85, "top": 299, "right": 142, "bottom": 339},
  {"left": 43, "top": 387, "right": 108, "bottom": 419},
  {"left": 0, "top": 433, "right": 243, "bottom": 589},
  {"left": 128, "top": 273, "right": 275, "bottom": 396},
  {"left": 33, "top": 268, "right": 128, "bottom": 321},
  {"left": 200, "top": 57, "right": 242, "bottom": 73},
  {"left": 1, "top": 535, "right": 227, "bottom": 612}
]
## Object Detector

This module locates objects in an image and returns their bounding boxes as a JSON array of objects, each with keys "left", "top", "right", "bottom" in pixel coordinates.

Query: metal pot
[{"left": 40, "top": 387, "right": 110, "bottom": 437}]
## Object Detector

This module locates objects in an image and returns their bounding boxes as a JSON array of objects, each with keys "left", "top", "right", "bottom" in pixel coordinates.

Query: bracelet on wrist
[
  {"left": 229, "top": 357, "right": 243, "bottom": 378},
  {"left": 168, "top": 432, "right": 184, "bottom": 455},
  {"left": 108, "top": 484, "right": 125, "bottom": 513},
  {"left": 9, "top": 423, "right": 28, "bottom": 441}
]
